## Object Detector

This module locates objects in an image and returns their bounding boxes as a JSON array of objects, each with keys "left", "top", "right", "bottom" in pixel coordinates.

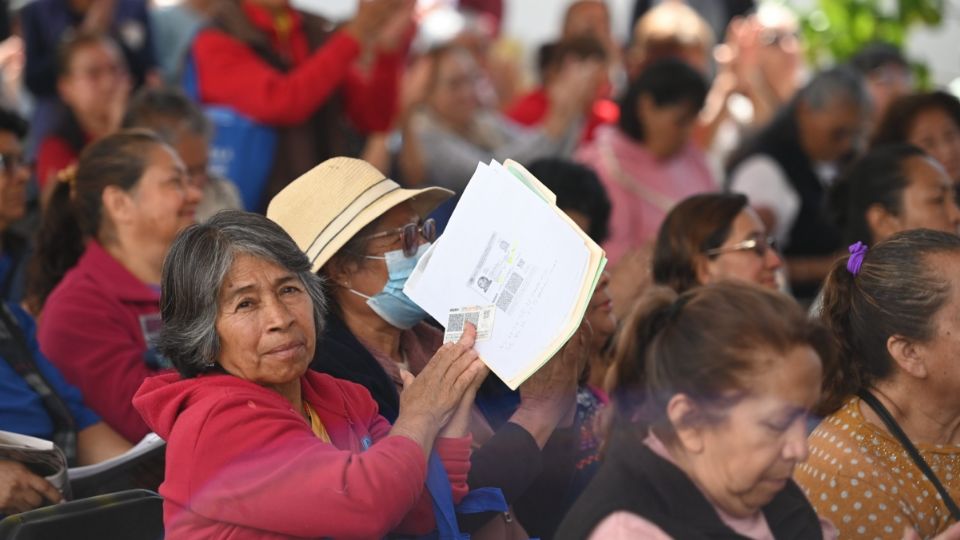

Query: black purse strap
[{"left": 858, "top": 390, "right": 960, "bottom": 520}]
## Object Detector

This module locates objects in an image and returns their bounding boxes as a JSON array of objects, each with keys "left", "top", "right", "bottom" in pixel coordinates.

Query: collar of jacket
[{"left": 77, "top": 240, "right": 160, "bottom": 304}]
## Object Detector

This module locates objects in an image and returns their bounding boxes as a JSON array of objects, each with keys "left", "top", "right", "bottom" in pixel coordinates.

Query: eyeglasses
[
  {"left": 704, "top": 236, "right": 778, "bottom": 258},
  {"left": 0, "top": 153, "right": 23, "bottom": 175},
  {"left": 363, "top": 218, "right": 437, "bottom": 258}
]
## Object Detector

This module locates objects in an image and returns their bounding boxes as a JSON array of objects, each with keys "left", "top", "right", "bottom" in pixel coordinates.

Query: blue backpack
[{"left": 180, "top": 50, "right": 277, "bottom": 211}]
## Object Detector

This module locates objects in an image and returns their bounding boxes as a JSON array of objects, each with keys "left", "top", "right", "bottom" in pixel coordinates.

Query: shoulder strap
[
  {"left": 858, "top": 390, "right": 960, "bottom": 520},
  {"left": 0, "top": 305, "right": 78, "bottom": 464},
  {"left": 597, "top": 133, "right": 677, "bottom": 214}
]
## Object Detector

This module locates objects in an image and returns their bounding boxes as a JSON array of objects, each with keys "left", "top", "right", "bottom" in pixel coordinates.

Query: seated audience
[
  {"left": 829, "top": 144, "right": 960, "bottom": 248},
  {"left": 20, "top": 0, "right": 157, "bottom": 158},
  {"left": 797, "top": 229, "right": 960, "bottom": 538},
  {"left": 559, "top": 282, "right": 836, "bottom": 539},
  {"left": 872, "top": 91, "right": 960, "bottom": 187},
  {"left": 414, "top": 43, "right": 595, "bottom": 192},
  {"left": 0, "top": 109, "right": 31, "bottom": 304},
  {"left": 268, "top": 157, "right": 588, "bottom": 538},
  {"left": 35, "top": 32, "right": 129, "bottom": 190},
  {"left": 190, "top": 0, "right": 411, "bottom": 210},
  {"left": 727, "top": 67, "right": 871, "bottom": 300},
  {"left": 134, "top": 210, "right": 484, "bottom": 539},
  {"left": 28, "top": 130, "right": 202, "bottom": 443},
  {"left": 123, "top": 87, "right": 241, "bottom": 221},
  {"left": 652, "top": 192, "right": 783, "bottom": 294}
]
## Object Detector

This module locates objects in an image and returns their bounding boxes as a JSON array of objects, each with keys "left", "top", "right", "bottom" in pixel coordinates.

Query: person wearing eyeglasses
[
  {"left": 268, "top": 157, "right": 588, "bottom": 538},
  {"left": 35, "top": 32, "right": 130, "bottom": 193},
  {"left": 727, "top": 67, "right": 871, "bottom": 301},
  {"left": 27, "top": 130, "right": 202, "bottom": 443},
  {"left": 652, "top": 192, "right": 783, "bottom": 295},
  {"left": 0, "top": 108, "right": 31, "bottom": 305}
]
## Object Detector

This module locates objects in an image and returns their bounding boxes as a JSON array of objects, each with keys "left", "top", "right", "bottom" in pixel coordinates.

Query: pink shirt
[
  {"left": 576, "top": 126, "right": 715, "bottom": 265},
  {"left": 588, "top": 433, "right": 838, "bottom": 539}
]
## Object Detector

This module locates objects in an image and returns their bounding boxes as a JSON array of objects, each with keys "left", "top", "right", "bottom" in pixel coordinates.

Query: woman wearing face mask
[{"left": 269, "top": 157, "right": 588, "bottom": 538}]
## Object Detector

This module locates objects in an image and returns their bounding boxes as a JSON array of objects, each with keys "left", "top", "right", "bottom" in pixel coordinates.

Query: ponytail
[
  {"left": 818, "top": 229, "right": 960, "bottom": 415},
  {"left": 606, "top": 282, "right": 831, "bottom": 445},
  {"left": 24, "top": 174, "right": 83, "bottom": 314},
  {"left": 817, "top": 256, "right": 863, "bottom": 416},
  {"left": 25, "top": 129, "right": 164, "bottom": 315},
  {"left": 606, "top": 286, "right": 678, "bottom": 430}
]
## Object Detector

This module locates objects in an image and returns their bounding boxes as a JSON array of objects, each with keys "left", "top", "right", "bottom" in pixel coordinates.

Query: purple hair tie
[{"left": 846, "top": 242, "right": 868, "bottom": 276}]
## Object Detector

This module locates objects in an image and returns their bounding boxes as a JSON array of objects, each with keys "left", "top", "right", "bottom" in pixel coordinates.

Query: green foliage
[{"left": 796, "top": 0, "right": 943, "bottom": 86}]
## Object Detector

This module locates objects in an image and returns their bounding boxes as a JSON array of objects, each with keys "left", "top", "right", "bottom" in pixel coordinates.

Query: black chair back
[{"left": 0, "top": 489, "right": 163, "bottom": 540}]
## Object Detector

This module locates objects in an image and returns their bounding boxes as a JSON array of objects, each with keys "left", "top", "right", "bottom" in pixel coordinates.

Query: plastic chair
[{"left": 0, "top": 489, "right": 163, "bottom": 540}]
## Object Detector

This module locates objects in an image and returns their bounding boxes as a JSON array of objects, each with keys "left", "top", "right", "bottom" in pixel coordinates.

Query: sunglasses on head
[
  {"left": 704, "top": 236, "right": 778, "bottom": 258},
  {"left": 363, "top": 218, "right": 437, "bottom": 258}
]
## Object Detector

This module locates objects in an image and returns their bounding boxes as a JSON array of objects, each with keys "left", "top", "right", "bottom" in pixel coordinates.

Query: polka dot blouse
[{"left": 795, "top": 397, "right": 960, "bottom": 538}]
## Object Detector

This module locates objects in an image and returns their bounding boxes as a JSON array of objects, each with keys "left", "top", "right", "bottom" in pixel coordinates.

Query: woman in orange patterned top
[{"left": 796, "top": 229, "right": 960, "bottom": 539}]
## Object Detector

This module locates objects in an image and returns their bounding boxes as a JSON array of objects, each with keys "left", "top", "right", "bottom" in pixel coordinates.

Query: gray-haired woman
[{"left": 132, "top": 210, "right": 487, "bottom": 540}]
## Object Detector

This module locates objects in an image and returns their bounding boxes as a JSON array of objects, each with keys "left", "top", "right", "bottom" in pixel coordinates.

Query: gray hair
[
  {"left": 798, "top": 66, "right": 872, "bottom": 112},
  {"left": 122, "top": 87, "right": 213, "bottom": 143},
  {"left": 158, "top": 210, "right": 327, "bottom": 378}
]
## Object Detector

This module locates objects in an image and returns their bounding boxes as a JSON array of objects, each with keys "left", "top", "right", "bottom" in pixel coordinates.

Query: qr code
[
  {"left": 448, "top": 311, "right": 480, "bottom": 332},
  {"left": 506, "top": 272, "right": 523, "bottom": 294},
  {"left": 496, "top": 290, "right": 514, "bottom": 312},
  {"left": 448, "top": 313, "right": 465, "bottom": 332}
]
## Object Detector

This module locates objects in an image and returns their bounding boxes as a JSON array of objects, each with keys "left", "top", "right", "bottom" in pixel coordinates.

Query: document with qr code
[{"left": 404, "top": 160, "right": 607, "bottom": 389}]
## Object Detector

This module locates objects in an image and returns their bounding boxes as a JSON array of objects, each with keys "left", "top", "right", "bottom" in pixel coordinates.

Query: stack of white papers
[{"left": 405, "top": 160, "right": 607, "bottom": 389}]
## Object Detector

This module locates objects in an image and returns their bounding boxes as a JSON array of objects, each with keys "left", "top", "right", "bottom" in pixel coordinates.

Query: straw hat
[{"left": 267, "top": 157, "right": 454, "bottom": 273}]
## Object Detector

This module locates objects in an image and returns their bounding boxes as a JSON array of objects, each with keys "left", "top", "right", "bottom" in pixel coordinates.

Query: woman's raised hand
[
  {"left": 509, "top": 320, "right": 589, "bottom": 448},
  {"left": 391, "top": 323, "right": 486, "bottom": 455}
]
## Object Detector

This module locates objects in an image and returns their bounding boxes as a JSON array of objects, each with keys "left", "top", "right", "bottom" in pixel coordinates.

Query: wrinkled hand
[
  {"left": 398, "top": 323, "right": 486, "bottom": 430},
  {"left": 519, "top": 319, "right": 587, "bottom": 413},
  {"left": 509, "top": 321, "right": 589, "bottom": 446},
  {"left": 548, "top": 57, "right": 604, "bottom": 117},
  {"left": 439, "top": 330, "right": 490, "bottom": 439},
  {"left": 0, "top": 460, "right": 62, "bottom": 515},
  {"left": 344, "top": 0, "right": 407, "bottom": 45}
]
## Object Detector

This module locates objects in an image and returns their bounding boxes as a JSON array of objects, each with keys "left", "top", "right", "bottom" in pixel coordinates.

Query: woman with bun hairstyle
[{"left": 558, "top": 282, "right": 836, "bottom": 539}]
